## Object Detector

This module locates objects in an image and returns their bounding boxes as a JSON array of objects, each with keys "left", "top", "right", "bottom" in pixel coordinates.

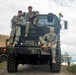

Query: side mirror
[{"left": 64, "top": 21, "right": 68, "bottom": 29}]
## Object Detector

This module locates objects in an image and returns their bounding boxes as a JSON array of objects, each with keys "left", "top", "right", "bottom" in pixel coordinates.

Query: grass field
[
  {"left": 67, "top": 64, "right": 76, "bottom": 75},
  {"left": 0, "top": 62, "right": 7, "bottom": 68}
]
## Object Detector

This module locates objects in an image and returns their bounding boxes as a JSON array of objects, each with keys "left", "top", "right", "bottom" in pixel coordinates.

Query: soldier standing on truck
[
  {"left": 25, "top": 6, "right": 39, "bottom": 37},
  {"left": 7, "top": 10, "right": 24, "bottom": 46},
  {"left": 38, "top": 27, "right": 58, "bottom": 64}
]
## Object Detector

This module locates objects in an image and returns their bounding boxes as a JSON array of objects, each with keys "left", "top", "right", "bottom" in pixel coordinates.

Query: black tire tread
[
  {"left": 50, "top": 48, "right": 61, "bottom": 73},
  {"left": 7, "top": 54, "right": 18, "bottom": 73}
]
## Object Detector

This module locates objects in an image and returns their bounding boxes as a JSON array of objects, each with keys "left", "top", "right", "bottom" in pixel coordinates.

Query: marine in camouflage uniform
[
  {"left": 8, "top": 11, "right": 24, "bottom": 46},
  {"left": 38, "top": 27, "right": 58, "bottom": 63},
  {"left": 25, "top": 6, "right": 39, "bottom": 37}
]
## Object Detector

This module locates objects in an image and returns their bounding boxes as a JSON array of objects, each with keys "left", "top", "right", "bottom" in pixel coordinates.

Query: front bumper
[{"left": 6, "top": 46, "right": 50, "bottom": 55}]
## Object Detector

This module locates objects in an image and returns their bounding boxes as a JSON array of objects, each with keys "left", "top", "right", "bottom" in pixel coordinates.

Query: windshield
[
  {"left": 38, "top": 18, "right": 54, "bottom": 25},
  {"left": 38, "top": 14, "right": 54, "bottom": 25}
]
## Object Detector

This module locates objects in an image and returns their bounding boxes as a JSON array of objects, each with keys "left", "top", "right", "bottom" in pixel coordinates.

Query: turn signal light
[
  {"left": 3, "top": 48, "right": 6, "bottom": 52},
  {"left": 59, "top": 12, "right": 62, "bottom": 15}
]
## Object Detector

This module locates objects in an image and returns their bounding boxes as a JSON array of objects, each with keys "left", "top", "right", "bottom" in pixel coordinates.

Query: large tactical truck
[
  {"left": 0, "top": 35, "right": 9, "bottom": 62},
  {"left": 0, "top": 47, "right": 8, "bottom": 62},
  {"left": 6, "top": 13, "right": 68, "bottom": 73}
]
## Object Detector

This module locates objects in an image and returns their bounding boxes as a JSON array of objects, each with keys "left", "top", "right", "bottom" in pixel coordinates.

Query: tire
[
  {"left": 50, "top": 47, "right": 61, "bottom": 73},
  {"left": 0, "top": 54, "right": 7, "bottom": 62},
  {"left": 7, "top": 54, "right": 18, "bottom": 73}
]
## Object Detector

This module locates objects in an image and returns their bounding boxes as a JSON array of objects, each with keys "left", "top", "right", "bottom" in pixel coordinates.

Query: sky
[{"left": 0, "top": 0, "right": 76, "bottom": 60}]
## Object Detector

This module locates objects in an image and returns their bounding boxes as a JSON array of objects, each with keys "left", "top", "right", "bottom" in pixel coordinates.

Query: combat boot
[
  {"left": 12, "top": 44, "right": 16, "bottom": 47},
  {"left": 25, "top": 34, "right": 28, "bottom": 37},
  {"left": 6, "top": 42, "right": 11, "bottom": 46},
  {"left": 52, "top": 58, "right": 56, "bottom": 64},
  {"left": 41, "top": 43, "right": 47, "bottom": 48}
]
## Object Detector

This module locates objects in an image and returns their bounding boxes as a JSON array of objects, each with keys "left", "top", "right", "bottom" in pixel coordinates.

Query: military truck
[
  {"left": 0, "top": 47, "right": 8, "bottom": 62},
  {"left": 0, "top": 35, "right": 9, "bottom": 62},
  {"left": 6, "top": 12, "right": 68, "bottom": 73}
]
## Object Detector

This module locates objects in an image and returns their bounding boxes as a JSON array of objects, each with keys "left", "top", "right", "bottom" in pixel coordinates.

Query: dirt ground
[
  {"left": 0, "top": 34, "right": 9, "bottom": 47},
  {"left": 0, "top": 64, "right": 74, "bottom": 75}
]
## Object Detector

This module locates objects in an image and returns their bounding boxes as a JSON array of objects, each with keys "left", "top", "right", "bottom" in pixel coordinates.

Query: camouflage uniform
[
  {"left": 9, "top": 16, "right": 24, "bottom": 45},
  {"left": 25, "top": 11, "right": 39, "bottom": 35},
  {"left": 39, "top": 33, "right": 58, "bottom": 57}
]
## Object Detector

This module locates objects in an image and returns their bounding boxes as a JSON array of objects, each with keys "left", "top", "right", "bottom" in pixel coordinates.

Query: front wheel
[
  {"left": 7, "top": 54, "right": 18, "bottom": 73},
  {"left": 0, "top": 54, "right": 7, "bottom": 62},
  {"left": 50, "top": 47, "right": 61, "bottom": 73}
]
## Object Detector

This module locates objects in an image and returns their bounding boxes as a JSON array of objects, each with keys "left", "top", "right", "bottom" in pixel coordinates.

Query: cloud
[{"left": 0, "top": 0, "right": 76, "bottom": 59}]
